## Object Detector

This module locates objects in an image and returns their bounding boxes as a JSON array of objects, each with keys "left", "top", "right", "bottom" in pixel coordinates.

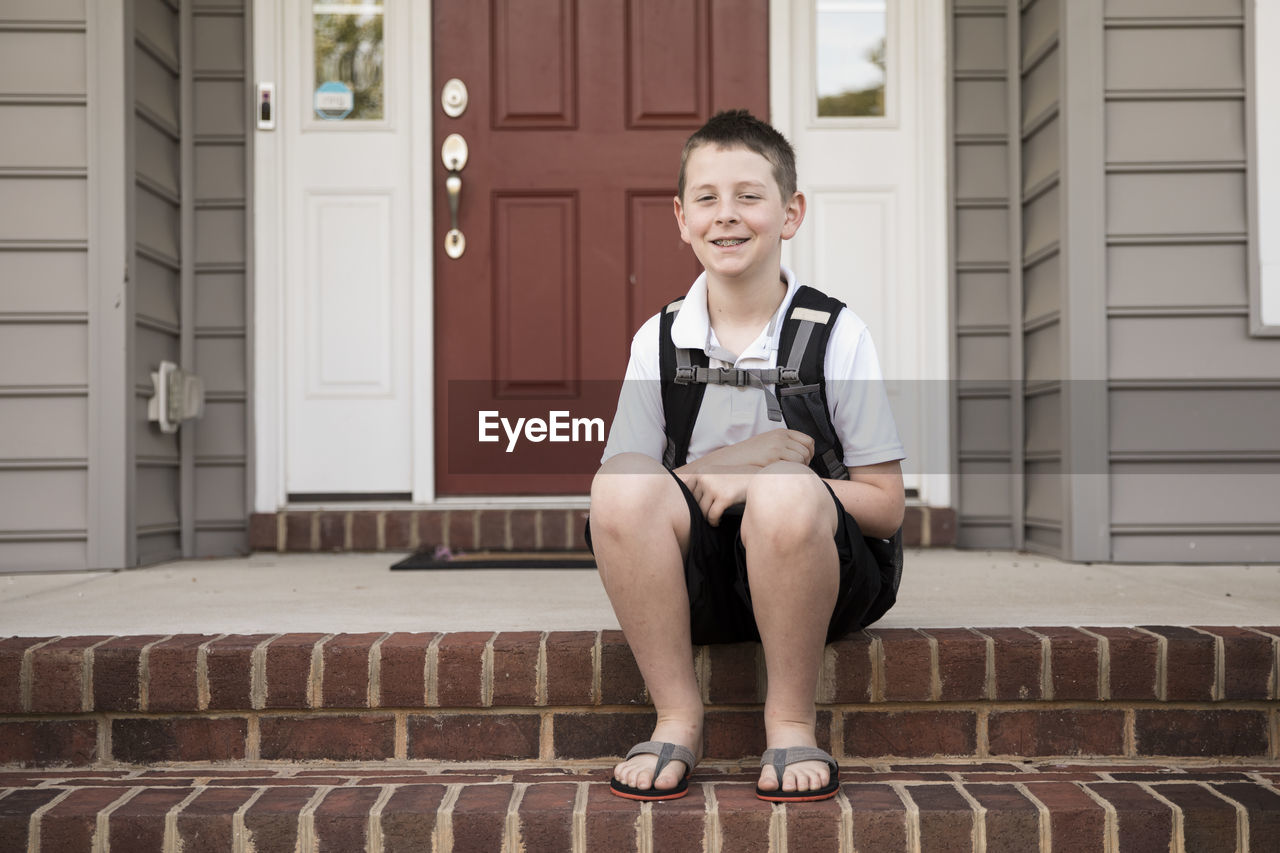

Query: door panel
[
  {"left": 433, "top": 0, "right": 768, "bottom": 496},
  {"left": 285, "top": 0, "right": 413, "bottom": 496}
]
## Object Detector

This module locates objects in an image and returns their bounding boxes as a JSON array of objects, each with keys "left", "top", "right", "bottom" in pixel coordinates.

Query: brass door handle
[{"left": 442, "top": 133, "right": 468, "bottom": 259}]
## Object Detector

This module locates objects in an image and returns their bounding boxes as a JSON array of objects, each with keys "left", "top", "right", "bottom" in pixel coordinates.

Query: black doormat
[{"left": 391, "top": 547, "right": 595, "bottom": 570}]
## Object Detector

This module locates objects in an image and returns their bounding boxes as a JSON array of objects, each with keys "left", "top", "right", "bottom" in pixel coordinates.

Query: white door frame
[
  {"left": 253, "top": 0, "right": 949, "bottom": 511},
  {"left": 770, "top": 0, "right": 952, "bottom": 508},
  {"left": 252, "top": 0, "right": 436, "bottom": 511}
]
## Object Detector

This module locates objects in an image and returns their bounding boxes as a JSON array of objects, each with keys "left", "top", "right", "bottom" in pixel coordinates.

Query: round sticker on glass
[{"left": 314, "top": 81, "right": 355, "bottom": 120}]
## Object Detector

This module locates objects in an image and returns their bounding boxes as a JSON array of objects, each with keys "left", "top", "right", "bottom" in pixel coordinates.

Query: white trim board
[{"left": 1254, "top": 0, "right": 1280, "bottom": 332}]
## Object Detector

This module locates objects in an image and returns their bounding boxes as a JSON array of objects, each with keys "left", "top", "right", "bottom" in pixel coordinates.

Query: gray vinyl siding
[
  {"left": 950, "top": 0, "right": 1279, "bottom": 561},
  {"left": 191, "top": 0, "right": 250, "bottom": 557},
  {"left": 0, "top": 2, "right": 91, "bottom": 570},
  {"left": 1018, "top": 0, "right": 1063, "bottom": 554},
  {"left": 134, "top": 0, "right": 184, "bottom": 565},
  {"left": 951, "top": 0, "right": 1019, "bottom": 549},
  {"left": 1103, "top": 0, "right": 1279, "bottom": 562},
  {"left": 0, "top": 0, "right": 250, "bottom": 572}
]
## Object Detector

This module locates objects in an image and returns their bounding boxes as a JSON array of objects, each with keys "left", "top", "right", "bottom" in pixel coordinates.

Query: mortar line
[
  {"left": 1131, "top": 627, "right": 1168, "bottom": 701},
  {"left": 536, "top": 631, "right": 549, "bottom": 707},
  {"left": 1242, "top": 627, "right": 1280, "bottom": 700},
  {"left": 504, "top": 782, "right": 528, "bottom": 853},
  {"left": 949, "top": 775, "right": 987, "bottom": 853},
  {"left": 82, "top": 637, "right": 114, "bottom": 713},
  {"left": 1188, "top": 626, "right": 1226, "bottom": 701},
  {"left": 435, "top": 783, "right": 462, "bottom": 852},
  {"left": 703, "top": 783, "right": 722, "bottom": 853},
  {"left": 161, "top": 785, "right": 206, "bottom": 853},
  {"left": 426, "top": 634, "right": 443, "bottom": 708},
  {"left": 231, "top": 786, "right": 267, "bottom": 853},
  {"left": 869, "top": 631, "right": 887, "bottom": 704},
  {"left": 1195, "top": 781, "right": 1249, "bottom": 853},
  {"left": 138, "top": 634, "right": 174, "bottom": 711},
  {"left": 592, "top": 631, "right": 603, "bottom": 705},
  {"left": 250, "top": 634, "right": 281, "bottom": 710},
  {"left": 27, "top": 786, "right": 75, "bottom": 853},
  {"left": 482, "top": 633, "right": 497, "bottom": 708},
  {"left": 572, "top": 781, "right": 589, "bottom": 853},
  {"left": 195, "top": 634, "right": 226, "bottom": 711},
  {"left": 1136, "top": 782, "right": 1184, "bottom": 852},
  {"left": 309, "top": 634, "right": 336, "bottom": 709},
  {"left": 1012, "top": 781, "right": 1052, "bottom": 853},
  {"left": 1076, "top": 782, "right": 1119, "bottom": 853},
  {"left": 19, "top": 637, "right": 62, "bottom": 713},
  {"left": 367, "top": 783, "right": 397, "bottom": 853},
  {"left": 835, "top": 787, "right": 853, "bottom": 853},
  {"left": 1076, "top": 628, "right": 1111, "bottom": 701},
  {"left": 889, "top": 782, "right": 922, "bottom": 853},
  {"left": 92, "top": 786, "right": 144, "bottom": 853},
  {"left": 637, "top": 801, "right": 653, "bottom": 853},
  {"left": 295, "top": 785, "right": 332, "bottom": 853},
  {"left": 769, "top": 800, "right": 787, "bottom": 853},
  {"left": 1023, "top": 628, "right": 1053, "bottom": 701},
  {"left": 368, "top": 632, "right": 391, "bottom": 709},
  {"left": 925, "top": 631, "right": 941, "bottom": 701}
]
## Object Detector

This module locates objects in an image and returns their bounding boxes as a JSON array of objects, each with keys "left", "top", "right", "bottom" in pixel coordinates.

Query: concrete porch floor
[{"left": 2, "top": 549, "right": 1278, "bottom": 635}]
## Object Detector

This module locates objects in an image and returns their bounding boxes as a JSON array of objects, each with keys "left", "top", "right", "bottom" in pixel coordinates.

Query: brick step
[
  {"left": 248, "top": 504, "right": 957, "bottom": 552},
  {"left": 2, "top": 761, "right": 1279, "bottom": 851},
  {"left": 3, "top": 628, "right": 1277, "bottom": 767}
]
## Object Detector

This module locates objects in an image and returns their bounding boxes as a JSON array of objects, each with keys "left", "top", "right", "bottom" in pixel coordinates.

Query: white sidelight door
[
  {"left": 775, "top": 0, "right": 950, "bottom": 505},
  {"left": 282, "top": 0, "right": 415, "bottom": 496}
]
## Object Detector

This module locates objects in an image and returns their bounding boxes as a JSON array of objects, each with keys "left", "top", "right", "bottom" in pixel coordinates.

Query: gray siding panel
[
  {"left": 0, "top": 178, "right": 87, "bottom": 241},
  {"left": 1100, "top": 5, "right": 1280, "bottom": 561},
  {"left": 132, "top": 0, "right": 182, "bottom": 567},
  {"left": 0, "top": 325, "right": 87, "bottom": 386},
  {"left": 0, "top": 397, "right": 88, "bottom": 459},
  {"left": 1108, "top": 244, "right": 1248, "bottom": 308},
  {"left": 191, "top": 0, "right": 250, "bottom": 557},
  {"left": 1105, "top": 28, "right": 1243, "bottom": 91},
  {"left": 952, "top": 1, "right": 1018, "bottom": 548},
  {"left": 1106, "top": 100, "right": 1245, "bottom": 164},
  {"left": 0, "top": 253, "right": 87, "bottom": 312},
  {"left": 0, "top": 106, "right": 87, "bottom": 168},
  {"left": 0, "top": 9, "right": 89, "bottom": 570},
  {"left": 0, "top": 32, "right": 86, "bottom": 95},
  {"left": 1108, "top": 172, "right": 1247, "bottom": 237}
]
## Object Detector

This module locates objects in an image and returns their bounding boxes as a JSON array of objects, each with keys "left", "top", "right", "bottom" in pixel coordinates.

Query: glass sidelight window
[
  {"left": 815, "top": 0, "right": 887, "bottom": 119},
  {"left": 312, "top": 1, "right": 385, "bottom": 121}
]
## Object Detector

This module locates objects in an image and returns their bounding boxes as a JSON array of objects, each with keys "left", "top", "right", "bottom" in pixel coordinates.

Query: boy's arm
[{"left": 826, "top": 460, "right": 905, "bottom": 540}]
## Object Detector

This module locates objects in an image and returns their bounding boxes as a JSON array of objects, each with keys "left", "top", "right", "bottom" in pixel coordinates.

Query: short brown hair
[{"left": 676, "top": 110, "right": 797, "bottom": 201}]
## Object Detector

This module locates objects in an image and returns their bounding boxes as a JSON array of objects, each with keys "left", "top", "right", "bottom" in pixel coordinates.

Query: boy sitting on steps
[{"left": 586, "top": 110, "right": 906, "bottom": 803}]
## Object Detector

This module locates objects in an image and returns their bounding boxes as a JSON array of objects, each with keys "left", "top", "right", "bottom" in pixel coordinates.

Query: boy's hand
[
  {"left": 683, "top": 469, "right": 755, "bottom": 526},
  {"left": 693, "top": 429, "right": 814, "bottom": 471}
]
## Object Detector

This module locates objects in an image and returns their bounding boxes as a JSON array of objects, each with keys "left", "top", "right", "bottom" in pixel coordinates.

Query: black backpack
[{"left": 657, "top": 284, "right": 903, "bottom": 623}]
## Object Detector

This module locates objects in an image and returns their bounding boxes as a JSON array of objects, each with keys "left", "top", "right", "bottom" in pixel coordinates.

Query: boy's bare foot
[
  {"left": 756, "top": 721, "right": 830, "bottom": 793},
  {"left": 612, "top": 716, "right": 702, "bottom": 793}
]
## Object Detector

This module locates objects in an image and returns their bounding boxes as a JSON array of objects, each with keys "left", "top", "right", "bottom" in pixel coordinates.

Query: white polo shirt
[{"left": 602, "top": 267, "right": 906, "bottom": 470}]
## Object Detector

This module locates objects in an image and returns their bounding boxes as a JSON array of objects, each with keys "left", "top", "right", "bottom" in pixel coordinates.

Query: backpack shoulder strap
[
  {"left": 658, "top": 298, "right": 707, "bottom": 469},
  {"left": 777, "top": 286, "right": 850, "bottom": 480}
]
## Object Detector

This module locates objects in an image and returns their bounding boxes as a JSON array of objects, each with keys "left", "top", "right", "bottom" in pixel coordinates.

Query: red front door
[{"left": 433, "top": 0, "right": 768, "bottom": 495}]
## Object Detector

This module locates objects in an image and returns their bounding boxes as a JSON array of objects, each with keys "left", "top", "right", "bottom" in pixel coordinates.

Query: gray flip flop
[
  {"left": 609, "top": 740, "right": 697, "bottom": 801},
  {"left": 756, "top": 746, "right": 841, "bottom": 802}
]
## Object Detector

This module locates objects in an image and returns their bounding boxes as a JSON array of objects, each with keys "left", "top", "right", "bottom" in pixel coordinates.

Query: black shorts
[{"left": 585, "top": 468, "right": 895, "bottom": 645}]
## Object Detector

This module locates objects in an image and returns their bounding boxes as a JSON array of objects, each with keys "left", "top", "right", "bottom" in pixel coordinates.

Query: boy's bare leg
[
  {"left": 590, "top": 453, "right": 701, "bottom": 792},
  {"left": 740, "top": 461, "right": 841, "bottom": 793}
]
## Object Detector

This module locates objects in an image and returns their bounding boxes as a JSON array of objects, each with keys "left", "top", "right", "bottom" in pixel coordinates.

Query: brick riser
[
  {"left": 247, "top": 505, "right": 958, "bottom": 552},
  {"left": 2, "top": 627, "right": 1277, "bottom": 767},
  {"left": 2, "top": 764, "right": 1280, "bottom": 852}
]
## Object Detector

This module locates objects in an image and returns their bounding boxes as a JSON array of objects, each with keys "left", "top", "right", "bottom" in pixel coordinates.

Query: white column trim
[
  {"left": 252, "top": 0, "right": 286, "bottom": 512},
  {"left": 1251, "top": 0, "right": 1280, "bottom": 333}
]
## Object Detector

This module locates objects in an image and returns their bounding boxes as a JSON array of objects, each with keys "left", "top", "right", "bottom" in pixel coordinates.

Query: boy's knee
[
  {"left": 590, "top": 454, "right": 680, "bottom": 536},
  {"left": 742, "top": 465, "right": 833, "bottom": 545}
]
